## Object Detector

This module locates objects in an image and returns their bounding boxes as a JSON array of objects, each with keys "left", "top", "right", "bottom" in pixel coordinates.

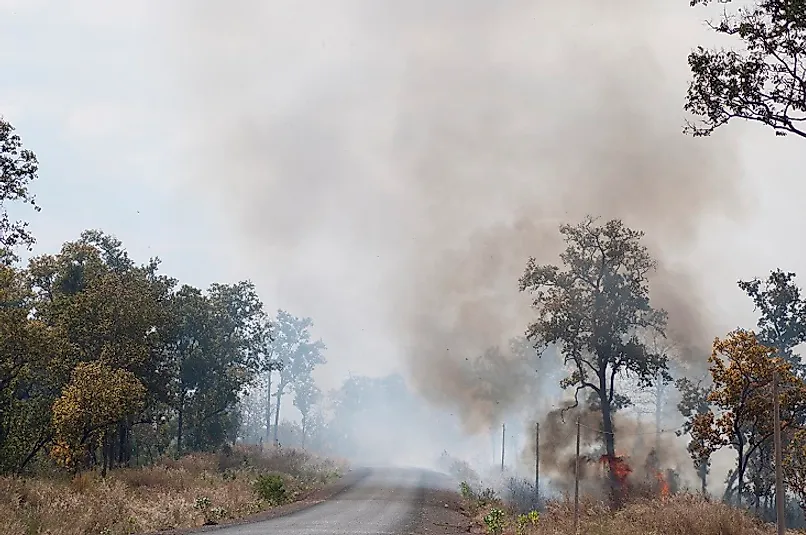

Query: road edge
[{"left": 138, "top": 467, "right": 372, "bottom": 535}]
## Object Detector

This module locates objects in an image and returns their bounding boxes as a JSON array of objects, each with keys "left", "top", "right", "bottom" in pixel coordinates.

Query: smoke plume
[
  {"left": 520, "top": 403, "right": 699, "bottom": 495},
  {"left": 162, "top": 1, "right": 740, "bottom": 435}
]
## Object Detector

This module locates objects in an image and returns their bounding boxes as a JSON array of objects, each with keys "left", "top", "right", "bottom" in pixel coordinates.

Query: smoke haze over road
[{"left": 163, "top": 1, "right": 740, "bottom": 436}]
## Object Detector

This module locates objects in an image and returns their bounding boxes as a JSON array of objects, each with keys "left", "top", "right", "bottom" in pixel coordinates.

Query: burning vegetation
[{"left": 437, "top": 213, "right": 806, "bottom": 531}]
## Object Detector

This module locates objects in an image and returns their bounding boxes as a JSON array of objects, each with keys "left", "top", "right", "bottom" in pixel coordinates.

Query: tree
[
  {"left": 736, "top": 270, "right": 806, "bottom": 511},
  {"left": 738, "top": 269, "right": 806, "bottom": 375},
  {"left": 0, "top": 217, "right": 305, "bottom": 473},
  {"left": 685, "top": 0, "right": 806, "bottom": 139},
  {"left": 519, "top": 217, "right": 668, "bottom": 504},
  {"left": 251, "top": 315, "right": 282, "bottom": 442},
  {"left": 688, "top": 329, "right": 806, "bottom": 505},
  {"left": 166, "top": 285, "right": 212, "bottom": 456},
  {"left": 0, "top": 264, "right": 65, "bottom": 473},
  {"left": 168, "top": 282, "right": 265, "bottom": 454},
  {"left": 26, "top": 231, "right": 176, "bottom": 467},
  {"left": 783, "top": 429, "right": 806, "bottom": 511},
  {"left": 293, "top": 375, "right": 320, "bottom": 448},
  {"left": 0, "top": 118, "right": 41, "bottom": 264},
  {"left": 201, "top": 281, "right": 266, "bottom": 448},
  {"left": 676, "top": 376, "right": 713, "bottom": 494},
  {"left": 269, "top": 310, "right": 326, "bottom": 443},
  {"left": 327, "top": 373, "right": 433, "bottom": 458},
  {"left": 50, "top": 361, "right": 146, "bottom": 475}
]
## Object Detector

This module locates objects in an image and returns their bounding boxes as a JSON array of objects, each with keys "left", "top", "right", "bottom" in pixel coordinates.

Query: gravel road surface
[{"left": 209, "top": 467, "right": 461, "bottom": 535}]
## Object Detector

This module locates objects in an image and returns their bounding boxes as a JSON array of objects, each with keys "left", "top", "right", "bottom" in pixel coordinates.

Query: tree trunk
[
  {"left": 266, "top": 372, "right": 273, "bottom": 442},
  {"left": 301, "top": 415, "right": 307, "bottom": 448},
  {"left": 273, "top": 385, "right": 283, "bottom": 444},
  {"left": 101, "top": 434, "right": 109, "bottom": 478},
  {"left": 491, "top": 425, "right": 498, "bottom": 466},
  {"left": 601, "top": 402, "right": 619, "bottom": 491},
  {"left": 737, "top": 442, "right": 746, "bottom": 507},
  {"left": 698, "top": 462, "right": 707, "bottom": 494},
  {"left": 723, "top": 469, "right": 738, "bottom": 503},
  {"left": 117, "top": 421, "right": 131, "bottom": 466},
  {"left": 599, "top": 377, "right": 621, "bottom": 508},
  {"left": 117, "top": 423, "right": 124, "bottom": 466},
  {"left": 655, "top": 377, "right": 664, "bottom": 455},
  {"left": 17, "top": 435, "right": 49, "bottom": 474},
  {"left": 177, "top": 393, "right": 185, "bottom": 458}
]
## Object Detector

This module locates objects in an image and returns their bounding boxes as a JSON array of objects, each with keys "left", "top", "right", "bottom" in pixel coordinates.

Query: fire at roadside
[
  {"left": 514, "top": 402, "right": 691, "bottom": 503},
  {"left": 439, "top": 444, "right": 680, "bottom": 514}
]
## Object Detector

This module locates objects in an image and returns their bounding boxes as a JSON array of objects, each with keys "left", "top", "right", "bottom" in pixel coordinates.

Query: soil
[{"left": 412, "top": 487, "right": 474, "bottom": 535}]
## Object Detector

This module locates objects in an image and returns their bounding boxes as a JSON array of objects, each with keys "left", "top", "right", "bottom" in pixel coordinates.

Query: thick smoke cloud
[
  {"left": 162, "top": 1, "right": 740, "bottom": 435},
  {"left": 519, "top": 404, "right": 700, "bottom": 495}
]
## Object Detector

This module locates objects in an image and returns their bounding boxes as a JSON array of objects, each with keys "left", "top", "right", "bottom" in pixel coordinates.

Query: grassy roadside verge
[
  {"left": 458, "top": 482, "right": 805, "bottom": 535},
  {"left": 0, "top": 445, "right": 347, "bottom": 535}
]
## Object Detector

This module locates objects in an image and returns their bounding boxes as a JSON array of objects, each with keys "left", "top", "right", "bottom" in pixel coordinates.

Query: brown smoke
[
  {"left": 385, "top": 2, "right": 738, "bottom": 428},
  {"left": 521, "top": 403, "right": 698, "bottom": 495},
  {"left": 161, "top": 1, "right": 739, "bottom": 432}
]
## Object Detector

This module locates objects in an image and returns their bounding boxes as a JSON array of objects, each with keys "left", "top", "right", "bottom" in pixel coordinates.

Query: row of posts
[{"left": 499, "top": 370, "right": 786, "bottom": 535}]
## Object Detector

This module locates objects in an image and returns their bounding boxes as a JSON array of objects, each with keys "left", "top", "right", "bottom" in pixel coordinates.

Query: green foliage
[
  {"left": 194, "top": 495, "right": 211, "bottom": 510},
  {"left": 269, "top": 310, "right": 326, "bottom": 442},
  {"left": 519, "top": 217, "right": 667, "bottom": 500},
  {"left": 0, "top": 264, "right": 62, "bottom": 472},
  {"left": 688, "top": 329, "right": 806, "bottom": 503},
  {"left": 168, "top": 282, "right": 267, "bottom": 454},
  {"left": 459, "top": 480, "right": 497, "bottom": 508},
  {"left": 0, "top": 125, "right": 337, "bottom": 478},
  {"left": 293, "top": 375, "right": 321, "bottom": 445},
  {"left": 253, "top": 473, "right": 288, "bottom": 505},
  {"left": 685, "top": 0, "right": 806, "bottom": 139},
  {"left": 0, "top": 117, "right": 41, "bottom": 264},
  {"left": 515, "top": 510, "right": 539, "bottom": 535},
  {"left": 0, "top": 222, "right": 331, "bottom": 475},
  {"left": 51, "top": 362, "right": 147, "bottom": 468},
  {"left": 784, "top": 429, "right": 806, "bottom": 511},
  {"left": 519, "top": 217, "right": 669, "bottom": 399},
  {"left": 676, "top": 377, "right": 713, "bottom": 493},
  {"left": 738, "top": 269, "right": 806, "bottom": 375},
  {"left": 193, "top": 495, "right": 229, "bottom": 525},
  {"left": 459, "top": 480, "right": 474, "bottom": 499},
  {"left": 483, "top": 508, "right": 505, "bottom": 535}
]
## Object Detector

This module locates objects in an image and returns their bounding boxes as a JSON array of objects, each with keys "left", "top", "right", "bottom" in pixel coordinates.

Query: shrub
[
  {"left": 460, "top": 481, "right": 474, "bottom": 500},
  {"left": 193, "top": 495, "right": 229, "bottom": 525},
  {"left": 484, "top": 507, "right": 506, "bottom": 535},
  {"left": 515, "top": 510, "right": 539, "bottom": 535},
  {"left": 253, "top": 474, "right": 288, "bottom": 505}
]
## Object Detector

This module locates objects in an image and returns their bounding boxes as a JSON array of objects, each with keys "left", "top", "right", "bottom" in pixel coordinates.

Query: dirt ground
[{"left": 413, "top": 488, "right": 473, "bottom": 535}]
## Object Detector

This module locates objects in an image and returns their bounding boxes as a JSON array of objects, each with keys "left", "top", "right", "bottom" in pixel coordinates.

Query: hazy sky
[{"left": 2, "top": 0, "right": 806, "bottom": 395}]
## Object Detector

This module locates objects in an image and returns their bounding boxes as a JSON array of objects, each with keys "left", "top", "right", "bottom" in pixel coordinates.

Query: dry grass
[
  {"left": 0, "top": 445, "right": 346, "bottom": 535},
  {"left": 470, "top": 494, "right": 806, "bottom": 535}
]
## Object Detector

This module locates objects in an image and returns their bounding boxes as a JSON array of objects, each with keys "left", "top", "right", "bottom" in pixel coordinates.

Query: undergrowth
[
  {"left": 0, "top": 445, "right": 345, "bottom": 535},
  {"left": 458, "top": 480, "right": 806, "bottom": 535}
]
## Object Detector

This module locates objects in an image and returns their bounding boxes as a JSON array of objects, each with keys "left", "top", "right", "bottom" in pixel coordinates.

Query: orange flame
[
  {"left": 599, "top": 454, "right": 632, "bottom": 486},
  {"left": 656, "top": 471, "right": 670, "bottom": 498}
]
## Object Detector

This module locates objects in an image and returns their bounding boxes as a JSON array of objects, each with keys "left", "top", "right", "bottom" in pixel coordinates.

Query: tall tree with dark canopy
[
  {"left": 0, "top": 118, "right": 40, "bottom": 264},
  {"left": 293, "top": 375, "right": 320, "bottom": 448},
  {"left": 676, "top": 376, "right": 713, "bottom": 494},
  {"left": 737, "top": 270, "right": 806, "bottom": 510},
  {"left": 269, "top": 310, "right": 326, "bottom": 444},
  {"left": 738, "top": 269, "right": 806, "bottom": 375},
  {"left": 519, "top": 217, "right": 668, "bottom": 505},
  {"left": 26, "top": 232, "right": 176, "bottom": 468},
  {"left": 685, "top": 0, "right": 806, "bottom": 139},
  {"left": 179, "top": 281, "right": 265, "bottom": 452}
]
